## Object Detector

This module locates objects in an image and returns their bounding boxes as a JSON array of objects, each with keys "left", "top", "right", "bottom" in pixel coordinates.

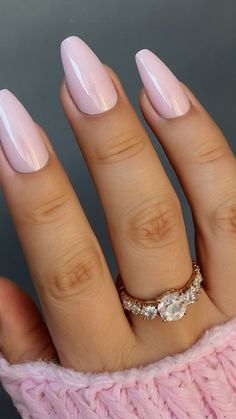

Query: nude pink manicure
[
  {"left": 61, "top": 36, "right": 118, "bottom": 115},
  {"left": 135, "top": 49, "right": 190, "bottom": 119},
  {"left": 0, "top": 90, "right": 49, "bottom": 173}
]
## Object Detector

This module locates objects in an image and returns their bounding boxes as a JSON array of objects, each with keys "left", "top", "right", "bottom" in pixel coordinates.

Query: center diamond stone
[{"left": 157, "top": 292, "right": 187, "bottom": 322}]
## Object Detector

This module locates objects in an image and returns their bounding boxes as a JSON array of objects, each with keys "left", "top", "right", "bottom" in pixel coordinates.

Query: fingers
[
  {"left": 0, "top": 277, "right": 56, "bottom": 364},
  {"left": 137, "top": 49, "right": 236, "bottom": 317},
  {"left": 0, "top": 90, "right": 133, "bottom": 372},
  {"left": 60, "top": 36, "right": 193, "bottom": 311}
]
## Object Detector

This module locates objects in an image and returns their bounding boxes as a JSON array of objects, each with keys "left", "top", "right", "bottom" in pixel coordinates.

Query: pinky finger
[{"left": 0, "top": 277, "right": 56, "bottom": 364}]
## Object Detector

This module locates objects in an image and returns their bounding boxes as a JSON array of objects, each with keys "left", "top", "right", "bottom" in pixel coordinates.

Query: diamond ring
[{"left": 118, "top": 261, "right": 203, "bottom": 322}]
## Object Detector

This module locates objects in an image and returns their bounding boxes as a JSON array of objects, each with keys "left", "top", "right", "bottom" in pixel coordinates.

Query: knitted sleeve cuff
[{"left": 1, "top": 317, "right": 236, "bottom": 419}]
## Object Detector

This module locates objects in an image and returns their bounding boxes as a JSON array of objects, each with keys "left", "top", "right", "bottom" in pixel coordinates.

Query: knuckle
[
  {"left": 47, "top": 245, "right": 103, "bottom": 300},
  {"left": 211, "top": 195, "right": 236, "bottom": 236},
  {"left": 93, "top": 130, "right": 146, "bottom": 164},
  {"left": 125, "top": 195, "right": 182, "bottom": 249},
  {"left": 22, "top": 192, "right": 71, "bottom": 226},
  {"left": 192, "top": 141, "right": 228, "bottom": 166}
]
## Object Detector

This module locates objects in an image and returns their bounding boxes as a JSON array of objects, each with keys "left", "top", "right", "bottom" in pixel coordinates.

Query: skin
[{"left": 0, "top": 67, "right": 235, "bottom": 373}]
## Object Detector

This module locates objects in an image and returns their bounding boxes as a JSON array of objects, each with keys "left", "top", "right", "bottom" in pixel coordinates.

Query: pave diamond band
[{"left": 119, "top": 261, "right": 203, "bottom": 322}]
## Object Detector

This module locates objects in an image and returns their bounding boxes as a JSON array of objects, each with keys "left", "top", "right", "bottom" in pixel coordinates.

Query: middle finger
[{"left": 0, "top": 89, "right": 132, "bottom": 371}]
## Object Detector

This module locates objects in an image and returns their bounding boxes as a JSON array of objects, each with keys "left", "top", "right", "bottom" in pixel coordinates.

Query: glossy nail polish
[
  {"left": 135, "top": 49, "right": 190, "bottom": 119},
  {"left": 0, "top": 90, "right": 49, "bottom": 173},
  {"left": 61, "top": 36, "right": 118, "bottom": 115}
]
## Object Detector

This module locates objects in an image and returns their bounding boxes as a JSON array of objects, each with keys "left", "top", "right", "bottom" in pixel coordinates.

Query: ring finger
[{"left": 60, "top": 37, "right": 195, "bottom": 328}]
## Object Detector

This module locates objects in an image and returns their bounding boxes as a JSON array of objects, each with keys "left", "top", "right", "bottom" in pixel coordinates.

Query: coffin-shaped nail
[
  {"left": 61, "top": 36, "right": 118, "bottom": 115},
  {"left": 0, "top": 90, "right": 49, "bottom": 173},
  {"left": 135, "top": 49, "right": 190, "bottom": 119}
]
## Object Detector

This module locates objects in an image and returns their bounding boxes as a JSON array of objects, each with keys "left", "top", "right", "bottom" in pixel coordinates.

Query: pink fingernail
[
  {"left": 61, "top": 36, "right": 118, "bottom": 115},
  {"left": 0, "top": 90, "right": 49, "bottom": 173},
  {"left": 135, "top": 49, "right": 190, "bottom": 119}
]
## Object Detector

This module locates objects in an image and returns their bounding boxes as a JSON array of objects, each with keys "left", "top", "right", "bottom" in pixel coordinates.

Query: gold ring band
[{"left": 118, "top": 261, "right": 203, "bottom": 322}]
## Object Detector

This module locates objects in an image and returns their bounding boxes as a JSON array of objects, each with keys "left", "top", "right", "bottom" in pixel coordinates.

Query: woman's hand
[{"left": 0, "top": 36, "right": 235, "bottom": 373}]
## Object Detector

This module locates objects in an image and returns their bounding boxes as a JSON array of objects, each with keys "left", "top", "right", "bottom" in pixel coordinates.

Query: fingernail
[
  {"left": 0, "top": 90, "right": 49, "bottom": 173},
  {"left": 61, "top": 36, "right": 118, "bottom": 115},
  {"left": 135, "top": 49, "right": 190, "bottom": 119}
]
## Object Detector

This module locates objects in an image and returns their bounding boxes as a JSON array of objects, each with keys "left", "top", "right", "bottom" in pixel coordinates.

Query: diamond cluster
[
  {"left": 121, "top": 293, "right": 158, "bottom": 320},
  {"left": 120, "top": 263, "right": 203, "bottom": 322}
]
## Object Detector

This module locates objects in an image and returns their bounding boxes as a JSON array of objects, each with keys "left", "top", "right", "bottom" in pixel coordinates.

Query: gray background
[{"left": 0, "top": 0, "right": 235, "bottom": 416}]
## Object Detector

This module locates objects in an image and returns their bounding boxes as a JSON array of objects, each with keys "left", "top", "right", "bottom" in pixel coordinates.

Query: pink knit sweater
[{"left": 1, "top": 317, "right": 236, "bottom": 418}]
